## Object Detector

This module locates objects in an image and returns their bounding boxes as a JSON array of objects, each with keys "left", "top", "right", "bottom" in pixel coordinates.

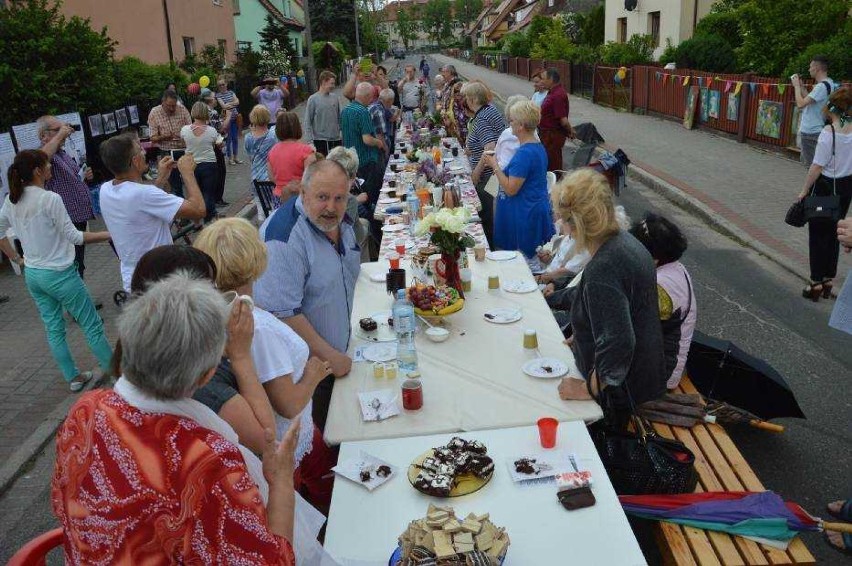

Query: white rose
[{"left": 445, "top": 217, "right": 465, "bottom": 233}]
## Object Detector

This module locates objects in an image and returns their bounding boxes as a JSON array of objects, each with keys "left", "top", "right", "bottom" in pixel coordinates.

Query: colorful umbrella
[{"left": 620, "top": 491, "right": 851, "bottom": 546}]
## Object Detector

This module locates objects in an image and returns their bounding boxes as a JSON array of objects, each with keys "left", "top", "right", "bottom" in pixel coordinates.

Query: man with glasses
[
  {"left": 37, "top": 116, "right": 95, "bottom": 284},
  {"left": 147, "top": 90, "right": 191, "bottom": 195},
  {"left": 98, "top": 134, "right": 206, "bottom": 292}
]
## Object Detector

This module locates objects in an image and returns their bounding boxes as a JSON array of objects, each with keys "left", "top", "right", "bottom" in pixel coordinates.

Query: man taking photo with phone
[{"left": 147, "top": 90, "right": 191, "bottom": 195}]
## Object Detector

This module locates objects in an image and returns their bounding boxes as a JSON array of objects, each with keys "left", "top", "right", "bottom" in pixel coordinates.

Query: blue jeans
[
  {"left": 226, "top": 119, "right": 239, "bottom": 158},
  {"left": 24, "top": 264, "right": 113, "bottom": 382}
]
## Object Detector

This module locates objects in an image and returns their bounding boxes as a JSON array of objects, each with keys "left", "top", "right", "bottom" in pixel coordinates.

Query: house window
[
  {"left": 218, "top": 39, "right": 227, "bottom": 54},
  {"left": 617, "top": 17, "right": 627, "bottom": 43},
  {"left": 183, "top": 36, "right": 196, "bottom": 57},
  {"left": 237, "top": 41, "right": 252, "bottom": 51},
  {"left": 233, "top": 0, "right": 240, "bottom": 14},
  {"left": 548, "top": 0, "right": 554, "bottom": 6},
  {"left": 648, "top": 11, "right": 660, "bottom": 47}
]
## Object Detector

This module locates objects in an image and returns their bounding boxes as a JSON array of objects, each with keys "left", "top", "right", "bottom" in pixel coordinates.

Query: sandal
[
  {"left": 822, "top": 279, "right": 834, "bottom": 299},
  {"left": 69, "top": 371, "right": 93, "bottom": 392},
  {"left": 802, "top": 281, "right": 823, "bottom": 302},
  {"left": 827, "top": 499, "right": 852, "bottom": 522},
  {"left": 824, "top": 531, "right": 852, "bottom": 556}
]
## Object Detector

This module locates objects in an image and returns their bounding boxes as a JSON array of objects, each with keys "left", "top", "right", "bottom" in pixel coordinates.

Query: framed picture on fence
[
  {"left": 127, "top": 105, "right": 140, "bottom": 125},
  {"left": 115, "top": 108, "right": 129, "bottom": 130},
  {"left": 102, "top": 112, "right": 117, "bottom": 135},
  {"left": 699, "top": 88, "right": 710, "bottom": 123},
  {"left": 789, "top": 106, "right": 802, "bottom": 148},
  {"left": 87, "top": 114, "right": 104, "bottom": 137},
  {"left": 756, "top": 100, "right": 783, "bottom": 139},
  {"left": 727, "top": 93, "right": 739, "bottom": 121},
  {"left": 683, "top": 86, "right": 699, "bottom": 130},
  {"left": 709, "top": 91, "right": 721, "bottom": 120}
]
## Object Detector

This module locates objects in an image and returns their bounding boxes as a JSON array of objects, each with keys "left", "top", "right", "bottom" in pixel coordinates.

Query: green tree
[
  {"left": 673, "top": 34, "right": 737, "bottom": 73},
  {"left": 422, "top": 0, "right": 453, "bottom": 47},
  {"left": 0, "top": 0, "right": 118, "bottom": 130},
  {"left": 310, "top": 0, "right": 358, "bottom": 53},
  {"left": 530, "top": 23, "right": 575, "bottom": 61},
  {"left": 396, "top": 6, "right": 419, "bottom": 50},
  {"left": 527, "top": 15, "right": 556, "bottom": 53},
  {"left": 733, "top": 0, "right": 848, "bottom": 76},
  {"left": 454, "top": 0, "right": 483, "bottom": 33},
  {"left": 502, "top": 32, "right": 530, "bottom": 57},
  {"left": 598, "top": 34, "right": 655, "bottom": 66},
  {"left": 579, "top": 4, "right": 605, "bottom": 47}
]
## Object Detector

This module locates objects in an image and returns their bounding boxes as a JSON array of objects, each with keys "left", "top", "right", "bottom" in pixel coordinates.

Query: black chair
[{"left": 253, "top": 180, "right": 281, "bottom": 218}]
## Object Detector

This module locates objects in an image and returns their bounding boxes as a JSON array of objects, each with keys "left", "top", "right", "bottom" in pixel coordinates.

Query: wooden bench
[{"left": 650, "top": 377, "right": 815, "bottom": 566}]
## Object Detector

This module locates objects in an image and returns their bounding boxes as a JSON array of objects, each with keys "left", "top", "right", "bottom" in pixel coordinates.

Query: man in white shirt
[
  {"left": 792, "top": 55, "right": 836, "bottom": 166},
  {"left": 398, "top": 64, "right": 424, "bottom": 114},
  {"left": 98, "top": 133, "right": 206, "bottom": 291}
]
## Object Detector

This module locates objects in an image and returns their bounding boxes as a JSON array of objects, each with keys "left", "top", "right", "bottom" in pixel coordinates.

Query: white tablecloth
[
  {"left": 323, "top": 255, "right": 602, "bottom": 446},
  {"left": 324, "top": 424, "right": 646, "bottom": 565}
]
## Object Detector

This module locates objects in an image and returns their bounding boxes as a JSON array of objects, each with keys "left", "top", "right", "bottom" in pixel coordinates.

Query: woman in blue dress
[{"left": 481, "top": 100, "right": 555, "bottom": 258}]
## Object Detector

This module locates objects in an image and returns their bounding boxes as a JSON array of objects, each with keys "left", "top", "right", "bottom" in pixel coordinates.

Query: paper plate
[
  {"left": 486, "top": 250, "right": 517, "bottom": 261},
  {"left": 502, "top": 280, "right": 538, "bottom": 294},
  {"left": 379, "top": 197, "right": 400, "bottom": 205},
  {"left": 382, "top": 223, "right": 408, "bottom": 233},
  {"left": 363, "top": 343, "right": 397, "bottom": 362},
  {"left": 522, "top": 358, "right": 569, "bottom": 379},
  {"left": 356, "top": 311, "right": 397, "bottom": 342},
  {"left": 483, "top": 308, "right": 522, "bottom": 324},
  {"left": 369, "top": 272, "right": 387, "bottom": 283},
  {"left": 407, "top": 449, "right": 493, "bottom": 498}
]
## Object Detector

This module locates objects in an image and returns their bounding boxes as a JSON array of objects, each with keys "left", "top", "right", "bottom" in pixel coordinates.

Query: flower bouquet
[
  {"left": 415, "top": 208, "right": 476, "bottom": 298},
  {"left": 417, "top": 159, "right": 451, "bottom": 186}
]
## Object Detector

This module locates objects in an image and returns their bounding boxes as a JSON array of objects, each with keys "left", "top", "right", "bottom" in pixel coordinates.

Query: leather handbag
[
  {"left": 802, "top": 125, "right": 842, "bottom": 223},
  {"left": 591, "top": 377, "right": 698, "bottom": 495},
  {"left": 785, "top": 199, "right": 806, "bottom": 227}
]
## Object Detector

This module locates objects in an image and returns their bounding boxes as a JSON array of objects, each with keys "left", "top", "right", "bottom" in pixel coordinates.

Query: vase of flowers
[{"left": 415, "top": 208, "right": 475, "bottom": 298}]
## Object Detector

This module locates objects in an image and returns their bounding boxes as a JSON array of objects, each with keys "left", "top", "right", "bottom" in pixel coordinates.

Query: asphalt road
[{"left": 1, "top": 55, "right": 849, "bottom": 565}]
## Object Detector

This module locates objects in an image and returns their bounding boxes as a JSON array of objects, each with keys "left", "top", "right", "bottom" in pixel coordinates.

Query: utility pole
[
  {"left": 303, "top": 0, "right": 317, "bottom": 92},
  {"left": 354, "top": 0, "right": 363, "bottom": 57}
]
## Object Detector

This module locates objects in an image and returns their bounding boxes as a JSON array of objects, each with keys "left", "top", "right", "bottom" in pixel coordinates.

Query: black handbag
[
  {"left": 802, "top": 125, "right": 842, "bottom": 223},
  {"left": 785, "top": 199, "right": 806, "bottom": 227},
  {"left": 590, "top": 377, "right": 698, "bottom": 495}
]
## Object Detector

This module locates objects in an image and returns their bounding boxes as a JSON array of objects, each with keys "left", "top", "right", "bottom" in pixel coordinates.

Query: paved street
[{"left": 1, "top": 58, "right": 850, "bottom": 564}]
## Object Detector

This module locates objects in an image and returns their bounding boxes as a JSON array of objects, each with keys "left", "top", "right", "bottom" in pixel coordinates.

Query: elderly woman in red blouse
[{"left": 51, "top": 273, "right": 302, "bottom": 565}]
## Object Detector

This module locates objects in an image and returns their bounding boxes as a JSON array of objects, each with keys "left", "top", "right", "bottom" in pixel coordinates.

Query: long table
[
  {"left": 323, "top": 254, "right": 602, "bottom": 446},
  {"left": 324, "top": 424, "right": 647, "bottom": 565}
]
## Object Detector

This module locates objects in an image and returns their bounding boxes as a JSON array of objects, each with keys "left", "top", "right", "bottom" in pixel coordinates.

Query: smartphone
[
  {"left": 70, "top": 124, "right": 82, "bottom": 132},
  {"left": 170, "top": 149, "right": 185, "bottom": 160}
]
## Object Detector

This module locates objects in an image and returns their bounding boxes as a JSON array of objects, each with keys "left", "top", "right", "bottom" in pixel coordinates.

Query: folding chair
[{"left": 253, "top": 180, "right": 281, "bottom": 218}]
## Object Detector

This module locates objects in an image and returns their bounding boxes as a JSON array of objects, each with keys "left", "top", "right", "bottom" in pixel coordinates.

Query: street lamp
[{"left": 354, "top": 0, "right": 363, "bottom": 57}]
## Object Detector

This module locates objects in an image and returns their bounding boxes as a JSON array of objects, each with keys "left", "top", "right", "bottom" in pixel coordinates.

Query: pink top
[
  {"left": 268, "top": 141, "right": 315, "bottom": 197},
  {"left": 657, "top": 261, "right": 697, "bottom": 389}
]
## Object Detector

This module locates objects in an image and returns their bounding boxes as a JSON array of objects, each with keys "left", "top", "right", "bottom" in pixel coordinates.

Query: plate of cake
[
  {"left": 522, "top": 357, "right": 569, "bottom": 379},
  {"left": 407, "top": 437, "right": 495, "bottom": 498},
  {"left": 390, "top": 504, "right": 509, "bottom": 565},
  {"left": 356, "top": 311, "right": 397, "bottom": 342},
  {"left": 332, "top": 450, "right": 395, "bottom": 491}
]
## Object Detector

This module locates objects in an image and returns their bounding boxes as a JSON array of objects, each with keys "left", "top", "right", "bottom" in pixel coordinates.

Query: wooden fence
[{"left": 450, "top": 51, "right": 849, "bottom": 152}]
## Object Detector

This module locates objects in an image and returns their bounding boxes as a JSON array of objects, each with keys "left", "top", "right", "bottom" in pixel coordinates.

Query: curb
[
  {"left": 0, "top": 204, "right": 259, "bottom": 499},
  {"left": 446, "top": 57, "right": 809, "bottom": 284}
]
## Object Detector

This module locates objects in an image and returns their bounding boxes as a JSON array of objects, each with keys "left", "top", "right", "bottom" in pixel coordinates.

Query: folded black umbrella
[{"left": 685, "top": 331, "right": 806, "bottom": 421}]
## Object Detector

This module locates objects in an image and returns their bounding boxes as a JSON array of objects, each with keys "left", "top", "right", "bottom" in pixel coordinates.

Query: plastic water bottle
[
  {"left": 408, "top": 184, "right": 420, "bottom": 236},
  {"left": 392, "top": 289, "right": 418, "bottom": 373}
]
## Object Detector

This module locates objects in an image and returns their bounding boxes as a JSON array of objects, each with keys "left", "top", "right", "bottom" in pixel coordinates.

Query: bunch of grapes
[{"left": 407, "top": 283, "right": 438, "bottom": 311}]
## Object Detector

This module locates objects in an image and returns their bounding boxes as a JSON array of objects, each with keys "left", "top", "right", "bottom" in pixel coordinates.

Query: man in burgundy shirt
[
  {"left": 37, "top": 116, "right": 95, "bottom": 280},
  {"left": 539, "top": 68, "right": 575, "bottom": 172}
]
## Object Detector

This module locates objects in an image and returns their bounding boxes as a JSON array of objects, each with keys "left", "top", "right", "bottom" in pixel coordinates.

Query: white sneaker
[{"left": 69, "top": 371, "right": 93, "bottom": 392}]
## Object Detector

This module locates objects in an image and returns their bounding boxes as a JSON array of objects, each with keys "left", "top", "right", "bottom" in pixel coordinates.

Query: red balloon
[{"left": 187, "top": 82, "right": 201, "bottom": 95}]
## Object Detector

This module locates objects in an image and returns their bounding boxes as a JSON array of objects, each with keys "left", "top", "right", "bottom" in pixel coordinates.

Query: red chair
[{"left": 7, "top": 528, "right": 64, "bottom": 566}]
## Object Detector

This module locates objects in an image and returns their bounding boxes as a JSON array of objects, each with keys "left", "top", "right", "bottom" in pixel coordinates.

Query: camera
[
  {"left": 69, "top": 123, "right": 82, "bottom": 131},
  {"left": 170, "top": 149, "right": 185, "bottom": 160}
]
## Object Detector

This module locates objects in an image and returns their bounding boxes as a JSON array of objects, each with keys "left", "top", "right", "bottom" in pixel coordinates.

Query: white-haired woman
[
  {"left": 481, "top": 100, "right": 554, "bottom": 258},
  {"left": 51, "top": 273, "right": 307, "bottom": 564},
  {"left": 327, "top": 145, "right": 371, "bottom": 261}
]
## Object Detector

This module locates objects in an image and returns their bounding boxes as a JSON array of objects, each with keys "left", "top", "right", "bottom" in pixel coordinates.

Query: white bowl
[{"left": 425, "top": 327, "right": 450, "bottom": 343}]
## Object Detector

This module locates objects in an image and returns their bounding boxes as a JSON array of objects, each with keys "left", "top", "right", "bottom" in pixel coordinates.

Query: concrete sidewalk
[{"left": 432, "top": 54, "right": 851, "bottom": 286}]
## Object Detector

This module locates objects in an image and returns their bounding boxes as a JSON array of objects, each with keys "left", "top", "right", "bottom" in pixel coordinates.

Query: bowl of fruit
[{"left": 407, "top": 282, "right": 464, "bottom": 318}]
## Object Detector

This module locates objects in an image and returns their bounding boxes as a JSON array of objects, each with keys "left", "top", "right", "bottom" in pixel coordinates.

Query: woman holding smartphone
[{"left": 181, "top": 102, "right": 222, "bottom": 223}]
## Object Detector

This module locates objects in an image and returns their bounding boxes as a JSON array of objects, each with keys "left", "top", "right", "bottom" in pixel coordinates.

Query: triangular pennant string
[
  {"left": 724, "top": 81, "right": 732, "bottom": 93},
  {"left": 733, "top": 82, "right": 742, "bottom": 96},
  {"left": 777, "top": 84, "right": 787, "bottom": 95}
]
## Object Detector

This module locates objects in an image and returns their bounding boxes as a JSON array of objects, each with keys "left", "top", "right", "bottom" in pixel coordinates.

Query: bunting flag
[
  {"left": 652, "top": 72, "right": 794, "bottom": 95},
  {"left": 749, "top": 82, "right": 758, "bottom": 95},
  {"left": 662, "top": 74, "right": 668, "bottom": 85},
  {"left": 733, "top": 82, "right": 743, "bottom": 96},
  {"left": 715, "top": 76, "right": 722, "bottom": 83},
  {"left": 683, "top": 75, "right": 690, "bottom": 87},
  {"left": 724, "top": 80, "right": 732, "bottom": 93},
  {"left": 777, "top": 84, "right": 787, "bottom": 95},
  {"left": 656, "top": 72, "right": 662, "bottom": 81},
  {"left": 761, "top": 83, "right": 770, "bottom": 96}
]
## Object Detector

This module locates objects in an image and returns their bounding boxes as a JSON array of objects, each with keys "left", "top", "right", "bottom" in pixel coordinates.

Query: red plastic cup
[
  {"left": 402, "top": 379, "right": 423, "bottom": 410},
  {"left": 387, "top": 252, "right": 400, "bottom": 270},
  {"left": 537, "top": 417, "right": 559, "bottom": 448},
  {"left": 395, "top": 239, "right": 406, "bottom": 256}
]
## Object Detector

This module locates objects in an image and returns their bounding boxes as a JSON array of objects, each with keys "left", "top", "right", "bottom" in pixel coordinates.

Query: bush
[
  {"left": 530, "top": 24, "right": 575, "bottom": 61},
  {"left": 599, "top": 34, "right": 655, "bottom": 66},
  {"left": 694, "top": 11, "right": 742, "bottom": 50},
  {"left": 112, "top": 57, "right": 187, "bottom": 104},
  {"left": 658, "top": 38, "right": 677, "bottom": 65},
  {"left": 0, "top": 0, "right": 118, "bottom": 130},
  {"left": 783, "top": 22, "right": 852, "bottom": 80},
  {"left": 674, "top": 34, "right": 737, "bottom": 73},
  {"left": 502, "top": 32, "right": 530, "bottom": 57}
]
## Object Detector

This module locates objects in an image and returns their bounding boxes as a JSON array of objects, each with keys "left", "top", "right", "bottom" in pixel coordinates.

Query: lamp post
[
  {"left": 303, "top": 0, "right": 317, "bottom": 92},
  {"left": 354, "top": 0, "right": 363, "bottom": 57}
]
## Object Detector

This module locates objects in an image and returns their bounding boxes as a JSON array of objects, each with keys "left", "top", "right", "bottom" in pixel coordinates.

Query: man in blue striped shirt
[{"left": 254, "top": 160, "right": 361, "bottom": 430}]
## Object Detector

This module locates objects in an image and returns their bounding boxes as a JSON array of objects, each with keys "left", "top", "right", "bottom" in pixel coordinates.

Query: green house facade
[{"left": 233, "top": 0, "right": 305, "bottom": 55}]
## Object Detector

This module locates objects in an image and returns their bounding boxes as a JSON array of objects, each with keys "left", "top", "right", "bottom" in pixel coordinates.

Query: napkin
[
  {"left": 331, "top": 450, "right": 396, "bottom": 491},
  {"left": 358, "top": 389, "right": 400, "bottom": 422}
]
